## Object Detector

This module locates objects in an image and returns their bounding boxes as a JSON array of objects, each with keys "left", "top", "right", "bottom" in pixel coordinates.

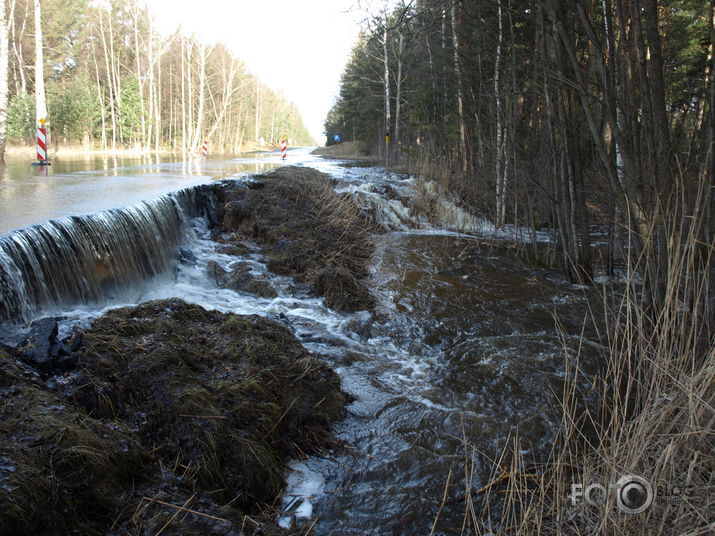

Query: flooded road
[
  {"left": 0, "top": 149, "right": 305, "bottom": 236},
  {"left": 0, "top": 153, "right": 600, "bottom": 534}
]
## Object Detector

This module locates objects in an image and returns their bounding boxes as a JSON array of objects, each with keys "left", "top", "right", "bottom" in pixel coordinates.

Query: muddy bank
[
  {"left": 0, "top": 299, "right": 348, "bottom": 535},
  {"left": 213, "top": 166, "right": 377, "bottom": 312}
]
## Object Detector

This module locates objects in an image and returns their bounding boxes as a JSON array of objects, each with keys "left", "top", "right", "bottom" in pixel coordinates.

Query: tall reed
[{"left": 456, "top": 174, "right": 714, "bottom": 535}]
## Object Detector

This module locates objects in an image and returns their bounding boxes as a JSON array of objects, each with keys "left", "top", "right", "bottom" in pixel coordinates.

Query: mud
[{"left": 0, "top": 299, "right": 348, "bottom": 535}]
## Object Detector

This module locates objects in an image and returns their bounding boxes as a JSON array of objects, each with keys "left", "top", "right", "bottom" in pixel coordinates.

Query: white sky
[{"left": 144, "top": 0, "right": 374, "bottom": 143}]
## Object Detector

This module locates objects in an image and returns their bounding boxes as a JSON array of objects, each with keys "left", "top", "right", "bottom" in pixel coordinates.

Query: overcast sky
[{"left": 144, "top": 0, "right": 377, "bottom": 143}]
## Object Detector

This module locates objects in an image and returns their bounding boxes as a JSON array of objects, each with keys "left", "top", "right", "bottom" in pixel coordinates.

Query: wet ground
[{"left": 0, "top": 152, "right": 602, "bottom": 534}]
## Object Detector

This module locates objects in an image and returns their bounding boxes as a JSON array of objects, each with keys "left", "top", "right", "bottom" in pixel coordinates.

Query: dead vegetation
[
  {"left": 0, "top": 298, "right": 348, "bottom": 535},
  {"left": 445, "top": 191, "right": 714, "bottom": 535},
  {"left": 215, "top": 166, "right": 376, "bottom": 312},
  {"left": 311, "top": 142, "right": 373, "bottom": 160}
]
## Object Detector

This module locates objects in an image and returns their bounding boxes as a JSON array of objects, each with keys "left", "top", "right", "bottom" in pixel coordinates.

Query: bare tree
[
  {"left": 451, "top": 1, "right": 468, "bottom": 174},
  {"left": 0, "top": 0, "right": 8, "bottom": 160},
  {"left": 383, "top": 9, "right": 391, "bottom": 168},
  {"left": 33, "top": 0, "right": 45, "bottom": 124},
  {"left": 494, "top": 0, "right": 506, "bottom": 228}
]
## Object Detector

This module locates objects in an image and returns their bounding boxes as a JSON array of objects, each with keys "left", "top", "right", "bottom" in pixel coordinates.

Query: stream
[{"left": 0, "top": 149, "right": 601, "bottom": 534}]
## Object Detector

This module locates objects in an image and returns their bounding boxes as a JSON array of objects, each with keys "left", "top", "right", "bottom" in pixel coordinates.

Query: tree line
[
  {"left": 326, "top": 0, "right": 714, "bottom": 291},
  {"left": 0, "top": 0, "right": 313, "bottom": 157}
]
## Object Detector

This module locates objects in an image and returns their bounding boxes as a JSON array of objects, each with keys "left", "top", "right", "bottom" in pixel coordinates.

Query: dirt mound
[
  {"left": 216, "top": 166, "right": 376, "bottom": 312},
  {"left": 0, "top": 299, "right": 348, "bottom": 535}
]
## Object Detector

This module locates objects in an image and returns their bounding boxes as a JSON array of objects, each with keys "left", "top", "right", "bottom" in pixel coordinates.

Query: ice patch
[{"left": 277, "top": 461, "right": 326, "bottom": 529}]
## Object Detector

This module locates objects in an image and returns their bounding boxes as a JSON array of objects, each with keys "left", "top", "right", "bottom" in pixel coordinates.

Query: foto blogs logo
[{"left": 568, "top": 475, "right": 654, "bottom": 514}]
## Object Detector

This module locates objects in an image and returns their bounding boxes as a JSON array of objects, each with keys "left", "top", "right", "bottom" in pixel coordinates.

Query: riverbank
[{"left": 311, "top": 141, "right": 373, "bottom": 161}]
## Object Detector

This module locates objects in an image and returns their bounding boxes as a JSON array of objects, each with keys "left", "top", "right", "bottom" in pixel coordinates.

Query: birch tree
[
  {"left": 451, "top": 1, "right": 468, "bottom": 174},
  {"left": 0, "top": 0, "right": 9, "bottom": 160},
  {"left": 33, "top": 0, "right": 46, "bottom": 123}
]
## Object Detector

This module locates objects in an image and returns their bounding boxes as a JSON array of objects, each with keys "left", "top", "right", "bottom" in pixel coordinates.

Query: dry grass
[
  {"left": 311, "top": 142, "right": 372, "bottom": 160},
  {"left": 449, "top": 178, "right": 714, "bottom": 535},
  {"left": 217, "top": 166, "right": 377, "bottom": 312}
]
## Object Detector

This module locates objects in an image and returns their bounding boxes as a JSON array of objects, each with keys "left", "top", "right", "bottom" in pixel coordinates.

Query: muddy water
[
  {"left": 0, "top": 154, "right": 600, "bottom": 533},
  {"left": 279, "top": 232, "right": 598, "bottom": 534}
]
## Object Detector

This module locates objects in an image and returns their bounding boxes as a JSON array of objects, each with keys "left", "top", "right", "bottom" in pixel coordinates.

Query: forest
[
  {"left": 326, "top": 0, "right": 713, "bottom": 287},
  {"left": 0, "top": 0, "right": 313, "bottom": 156},
  {"left": 325, "top": 2, "right": 713, "bottom": 531}
]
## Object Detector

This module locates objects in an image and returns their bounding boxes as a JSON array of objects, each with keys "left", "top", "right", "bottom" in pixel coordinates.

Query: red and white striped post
[
  {"left": 281, "top": 136, "right": 287, "bottom": 160},
  {"left": 201, "top": 140, "right": 208, "bottom": 157},
  {"left": 36, "top": 118, "right": 48, "bottom": 162}
]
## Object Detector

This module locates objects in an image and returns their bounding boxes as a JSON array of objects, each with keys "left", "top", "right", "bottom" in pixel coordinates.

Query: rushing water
[{"left": 0, "top": 151, "right": 600, "bottom": 534}]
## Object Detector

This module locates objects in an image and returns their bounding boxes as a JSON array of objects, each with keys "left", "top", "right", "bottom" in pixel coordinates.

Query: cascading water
[{"left": 0, "top": 185, "right": 218, "bottom": 324}]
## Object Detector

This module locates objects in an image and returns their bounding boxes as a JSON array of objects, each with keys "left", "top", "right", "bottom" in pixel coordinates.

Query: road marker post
[
  {"left": 33, "top": 117, "right": 51, "bottom": 166},
  {"left": 201, "top": 140, "right": 208, "bottom": 157},
  {"left": 281, "top": 136, "right": 287, "bottom": 160}
]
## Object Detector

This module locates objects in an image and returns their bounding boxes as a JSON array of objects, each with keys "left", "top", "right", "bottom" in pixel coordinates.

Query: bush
[
  {"left": 48, "top": 75, "right": 100, "bottom": 142},
  {"left": 7, "top": 93, "right": 35, "bottom": 143}
]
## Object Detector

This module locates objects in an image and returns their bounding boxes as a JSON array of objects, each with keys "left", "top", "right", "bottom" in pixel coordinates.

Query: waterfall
[{"left": 0, "top": 185, "right": 218, "bottom": 324}]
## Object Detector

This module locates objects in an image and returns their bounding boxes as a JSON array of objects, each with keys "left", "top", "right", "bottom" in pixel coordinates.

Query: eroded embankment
[
  {"left": 0, "top": 300, "right": 348, "bottom": 535},
  {"left": 0, "top": 166, "right": 377, "bottom": 535},
  {"left": 212, "top": 166, "right": 376, "bottom": 312}
]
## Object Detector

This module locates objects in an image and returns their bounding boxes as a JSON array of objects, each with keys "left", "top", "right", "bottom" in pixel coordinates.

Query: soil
[
  {"left": 0, "top": 299, "right": 348, "bottom": 535},
  {"left": 213, "top": 166, "right": 377, "bottom": 312}
]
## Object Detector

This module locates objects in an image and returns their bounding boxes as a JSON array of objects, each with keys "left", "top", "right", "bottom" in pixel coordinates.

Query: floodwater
[
  {"left": 0, "top": 148, "right": 311, "bottom": 236},
  {"left": 0, "top": 151, "right": 600, "bottom": 534},
  {"left": 278, "top": 233, "right": 598, "bottom": 534}
]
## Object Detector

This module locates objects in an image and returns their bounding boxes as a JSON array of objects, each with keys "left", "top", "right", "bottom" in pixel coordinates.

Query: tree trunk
[
  {"left": 91, "top": 41, "right": 107, "bottom": 150},
  {"left": 0, "top": 0, "right": 8, "bottom": 161},
  {"left": 8, "top": 0, "right": 27, "bottom": 95},
  {"left": 494, "top": 0, "right": 507, "bottom": 228},
  {"left": 451, "top": 2, "right": 468, "bottom": 174},
  {"left": 154, "top": 37, "right": 161, "bottom": 153},
  {"left": 383, "top": 15, "right": 391, "bottom": 169},
  {"left": 181, "top": 37, "right": 187, "bottom": 156},
  {"left": 704, "top": 0, "right": 714, "bottom": 246},
  {"left": 132, "top": 5, "right": 147, "bottom": 151},
  {"left": 190, "top": 43, "right": 207, "bottom": 154},
  {"left": 99, "top": 9, "right": 116, "bottom": 151},
  {"left": 33, "top": 0, "right": 46, "bottom": 124},
  {"left": 254, "top": 78, "right": 261, "bottom": 142},
  {"left": 394, "top": 31, "right": 403, "bottom": 164}
]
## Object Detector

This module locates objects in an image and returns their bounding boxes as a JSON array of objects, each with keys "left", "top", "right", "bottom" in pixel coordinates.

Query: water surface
[{"left": 0, "top": 149, "right": 313, "bottom": 235}]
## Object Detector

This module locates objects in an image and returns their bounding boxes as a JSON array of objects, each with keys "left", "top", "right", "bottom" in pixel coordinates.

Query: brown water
[{"left": 287, "top": 233, "right": 600, "bottom": 534}]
